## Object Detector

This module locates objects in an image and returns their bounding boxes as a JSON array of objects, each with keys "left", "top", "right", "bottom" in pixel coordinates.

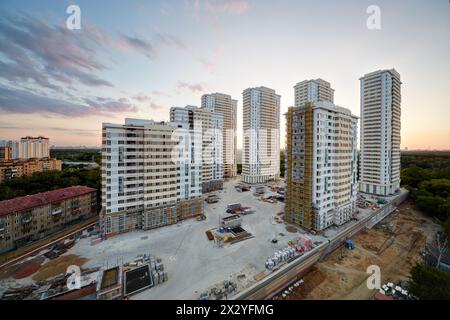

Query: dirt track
[
  {"left": 32, "top": 254, "right": 87, "bottom": 282},
  {"left": 286, "top": 199, "right": 440, "bottom": 300}
]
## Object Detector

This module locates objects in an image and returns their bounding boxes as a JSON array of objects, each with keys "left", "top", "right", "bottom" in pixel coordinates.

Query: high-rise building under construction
[{"left": 285, "top": 80, "right": 358, "bottom": 231}]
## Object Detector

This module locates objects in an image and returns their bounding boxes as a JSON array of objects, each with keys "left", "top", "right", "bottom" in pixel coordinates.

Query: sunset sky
[{"left": 0, "top": 0, "right": 449, "bottom": 150}]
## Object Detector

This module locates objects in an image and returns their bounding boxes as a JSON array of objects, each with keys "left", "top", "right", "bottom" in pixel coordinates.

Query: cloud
[
  {"left": 0, "top": 15, "right": 114, "bottom": 89},
  {"left": 221, "top": 0, "right": 250, "bottom": 14},
  {"left": 149, "top": 102, "right": 164, "bottom": 110},
  {"left": 198, "top": 58, "right": 217, "bottom": 74},
  {"left": 177, "top": 81, "right": 205, "bottom": 93},
  {"left": 116, "top": 34, "right": 157, "bottom": 60},
  {"left": 130, "top": 93, "right": 166, "bottom": 111},
  {"left": 0, "top": 121, "right": 99, "bottom": 136},
  {"left": 156, "top": 33, "right": 187, "bottom": 50},
  {"left": 152, "top": 90, "right": 172, "bottom": 98},
  {"left": 193, "top": 0, "right": 250, "bottom": 15},
  {"left": 131, "top": 93, "right": 166, "bottom": 110},
  {"left": 0, "top": 123, "right": 21, "bottom": 130},
  {"left": 0, "top": 14, "right": 187, "bottom": 118},
  {"left": 133, "top": 94, "right": 153, "bottom": 102},
  {"left": 48, "top": 127, "right": 100, "bottom": 137},
  {"left": 0, "top": 85, "right": 138, "bottom": 117},
  {"left": 115, "top": 32, "right": 186, "bottom": 61},
  {"left": 0, "top": 14, "right": 186, "bottom": 92}
]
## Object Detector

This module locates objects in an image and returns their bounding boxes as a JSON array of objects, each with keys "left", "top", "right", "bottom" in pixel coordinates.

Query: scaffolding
[{"left": 284, "top": 103, "right": 315, "bottom": 230}]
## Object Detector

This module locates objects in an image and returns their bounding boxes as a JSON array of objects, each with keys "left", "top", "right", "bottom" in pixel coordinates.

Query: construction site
[
  {"left": 0, "top": 178, "right": 418, "bottom": 300},
  {"left": 0, "top": 178, "right": 324, "bottom": 300},
  {"left": 276, "top": 198, "right": 441, "bottom": 300}
]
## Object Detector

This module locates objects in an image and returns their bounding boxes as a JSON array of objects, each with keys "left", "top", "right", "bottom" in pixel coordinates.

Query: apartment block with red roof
[{"left": 0, "top": 186, "right": 97, "bottom": 253}]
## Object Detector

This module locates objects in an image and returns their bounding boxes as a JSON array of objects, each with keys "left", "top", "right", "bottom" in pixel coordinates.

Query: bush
[
  {"left": 0, "top": 168, "right": 100, "bottom": 201},
  {"left": 408, "top": 263, "right": 450, "bottom": 300}
]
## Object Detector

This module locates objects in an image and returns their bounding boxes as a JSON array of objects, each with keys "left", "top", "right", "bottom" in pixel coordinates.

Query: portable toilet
[{"left": 345, "top": 239, "right": 355, "bottom": 250}]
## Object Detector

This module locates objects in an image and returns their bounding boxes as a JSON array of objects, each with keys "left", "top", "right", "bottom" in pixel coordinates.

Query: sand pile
[{"left": 32, "top": 254, "right": 87, "bottom": 282}]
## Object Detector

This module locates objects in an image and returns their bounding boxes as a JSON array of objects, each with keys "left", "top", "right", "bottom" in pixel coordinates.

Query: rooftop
[
  {"left": 21, "top": 136, "right": 49, "bottom": 140},
  {"left": 0, "top": 157, "right": 59, "bottom": 166},
  {"left": 0, "top": 186, "right": 96, "bottom": 217}
]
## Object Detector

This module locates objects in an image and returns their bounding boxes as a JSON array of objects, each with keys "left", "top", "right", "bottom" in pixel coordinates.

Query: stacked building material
[
  {"left": 265, "top": 247, "right": 296, "bottom": 270},
  {"left": 295, "top": 235, "right": 312, "bottom": 253}
]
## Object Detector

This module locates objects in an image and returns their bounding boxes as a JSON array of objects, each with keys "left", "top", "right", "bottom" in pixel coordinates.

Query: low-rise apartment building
[
  {"left": 0, "top": 158, "right": 62, "bottom": 183},
  {"left": 0, "top": 186, "right": 97, "bottom": 253}
]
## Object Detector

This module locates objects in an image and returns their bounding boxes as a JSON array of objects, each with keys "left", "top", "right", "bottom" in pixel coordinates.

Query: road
[{"left": 0, "top": 219, "right": 98, "bottom": 270}]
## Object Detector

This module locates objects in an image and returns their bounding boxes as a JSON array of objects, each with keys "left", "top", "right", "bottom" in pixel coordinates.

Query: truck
[
  {"left": 227, "top": 205, "right": 254, "bottom": 215},
  {"left": 221, "top": 214, "right": 242, "bottom": 229},
  {"left": 227, "top": 203, "right": 242, "bottom": 213},
  {"left": 206, "top": 194, "right": 219, "bottom": 204}
]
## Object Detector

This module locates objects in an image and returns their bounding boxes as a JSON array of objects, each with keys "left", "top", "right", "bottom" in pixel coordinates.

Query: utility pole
[{"left": 436, "top": 232, "right": 448, "bottom": 269}]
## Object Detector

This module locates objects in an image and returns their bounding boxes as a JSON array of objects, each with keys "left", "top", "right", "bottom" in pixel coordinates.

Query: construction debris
[
  {"left": 124, "top": 254, "right": 168, "bottom": 292},
  {"left": 205, "top": 194, "right": 220, "bottom": 204},
  {"left": 235, "top": 184, "right": 251, "bottom": 192},
  {"left": 199, "top": 279, "right": 238, "bottom": 300},
  {"left": 377, "top": 282, "right": 416, "bottom": 300},
  {"left": 265, "top": 247, "right": 296, "bottom": 270}
]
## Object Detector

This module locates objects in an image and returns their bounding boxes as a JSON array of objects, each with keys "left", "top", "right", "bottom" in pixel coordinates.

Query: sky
[{"left": 0, "top": 0, "right": 449, "bottom": 149}]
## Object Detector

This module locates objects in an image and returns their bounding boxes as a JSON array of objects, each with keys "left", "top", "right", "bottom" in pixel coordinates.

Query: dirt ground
[
  {"left": 32, "top": 254, "right": 87, "bottom": 282},
  {"left": 286, "top": 199, "right": 441, "bottom": 300}
]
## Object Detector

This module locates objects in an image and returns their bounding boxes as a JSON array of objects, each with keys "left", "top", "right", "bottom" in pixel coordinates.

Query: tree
[
  {"left": 444, "top": 217, "right": 450, "bottom": 245},
  {"left": 408, "top": 263, "right": 450, "bottom": 300},
  {"left": 0, "top": 168, "right": 100, "bottom": 203},
  {"left": 436, "top": 232, "right": 449, "bottom": 269}
]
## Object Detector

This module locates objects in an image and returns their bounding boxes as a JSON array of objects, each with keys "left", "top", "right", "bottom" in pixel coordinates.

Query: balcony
[
  {"left": 21, "top": 211, "right": 32, "bottom": 225},
  {"left": 51, "top": 207, "right": 63, "bottom": 216}
]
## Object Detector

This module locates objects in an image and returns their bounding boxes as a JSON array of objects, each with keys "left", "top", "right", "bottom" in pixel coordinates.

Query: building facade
[
  {"left": 170, "top": 106, "right": 224, "bottom": 193},
  {"left": 0, "top": 140, "right": 20, "bottom": 159},
  {"left": 19, "top": 136, "right": 50, "bottom": 159},
  {"left": 201, "top": 93, "right": 237, "bottom": 178},
  {"left": 294, "top": 78, "right": 335, "bottom": 106},
  {"left": 359, "top": 69, "right": 401, "bottom": 196},
  {"left": 242, "top": 86, "right": 280, "bottom": 184},
  {"left": 285, "top": 81, "right": 358, "bottom": 231},
  {"left": 0, "top": 186, "right": 97, "bottom": 253},
  {"left": 0, "top": 146, "right": 12, "bottom": 161},
  {"left": 0, "top": 136, "right": 50, "bottom": 160},
  {"left": 0, "top": 158, "right": 62, "bottom": 183},
  {"left": 101, "top": 118, "right": 203, "bottom": 237}
]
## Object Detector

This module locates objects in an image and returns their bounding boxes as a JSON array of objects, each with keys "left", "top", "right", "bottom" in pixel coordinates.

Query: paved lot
[
  {"left": 69, "top": 178, "right": 319, "bottom": 299},
  {"left": 0, "top": 178, "right": 406, "bottom": 300}
]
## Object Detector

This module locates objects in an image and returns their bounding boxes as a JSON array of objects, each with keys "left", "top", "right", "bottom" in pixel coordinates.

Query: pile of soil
[
  {"left": 14, "top": 262, "right": 41, "bottom": 279},
  {"left": 285, "top": 226, "right": 297, "bottom": 233},
  {"left": 282, "top": 199, "right": 441, "bottom": 300},
  {"left": 32, "top": 254, "right": 87, "bottom": 282},
  {"left": 0, "top": 265, "right": 20, "bottom": 280}
]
